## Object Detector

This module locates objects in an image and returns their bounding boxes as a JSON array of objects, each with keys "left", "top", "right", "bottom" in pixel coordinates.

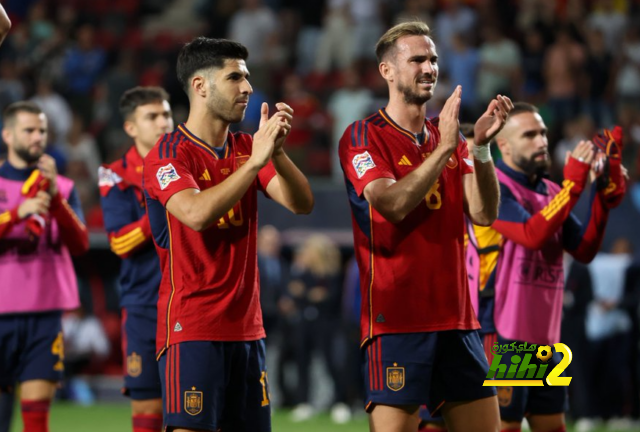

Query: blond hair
[
  {"left": 297, "top": 234, "right": 341, "bottom": 278},
  {"left": 375, "top": 21, "right": 432, "bottom": 63}
]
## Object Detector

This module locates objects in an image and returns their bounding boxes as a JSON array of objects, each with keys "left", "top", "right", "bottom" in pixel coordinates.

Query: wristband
[{"left": 472, "top": 145, "right": 492, "bottom": 163}]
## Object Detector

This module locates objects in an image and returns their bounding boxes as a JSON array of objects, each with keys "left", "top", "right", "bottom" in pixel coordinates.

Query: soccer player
[
  {"left": 99, "top": 87, "right": 174, "bottom": 432},
  {"left": 466, "top": 102, "right": 626, "bottom": 432},
  {"left": 338, "top": 21, "right": 513, "bottom": 432},
  {"left": 0, "top": 101, "right": 89, "bottom": 432},
  {"left": 143, "top": 37, "right": 314, "bottom": 432}
]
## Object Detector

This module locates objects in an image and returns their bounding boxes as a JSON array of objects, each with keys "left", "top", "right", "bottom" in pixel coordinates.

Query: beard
[
  {"left": 207, "top": 84, "right": 246, "bottom": 124},
  {"left": 397, "top": 81, "right": 431, "bottom": 106},
  {"left": 14, "top": 145, "right": 43, "bottom": 165},
  {"left": 513, "top": 150, "right": 551, "bottom": 176}
]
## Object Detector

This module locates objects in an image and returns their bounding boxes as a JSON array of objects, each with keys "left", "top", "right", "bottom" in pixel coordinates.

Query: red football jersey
[
  {"left": 143, "top": 124, "right": 276, "bottom": 356},
  {"left": 338, "top": 109, "right": 480, "bottom": 344}
]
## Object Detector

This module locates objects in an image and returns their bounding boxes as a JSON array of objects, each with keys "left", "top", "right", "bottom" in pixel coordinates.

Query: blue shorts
[
  {"left": 492, "top": 334, "right": 568, "bottom": 421},
  {"left": 0, "top": 312, "right": 64, "bottom": 392},
  {"left": 364, "top": 330, "right": 496, "bottom": 416},
  {"left": 159, "top": 340, "right": 271, "bottom": 432},
  {"left": 122, "top": 306, "right": 161, "bottom": 400}
]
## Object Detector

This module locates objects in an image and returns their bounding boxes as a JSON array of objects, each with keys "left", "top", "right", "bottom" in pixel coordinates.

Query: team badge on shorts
[
  {"left": 127, "top": 352, "right": 142, "bottom": 378},
  {"left": 386, "top": 363, "right": 405, "bottom": 391},
  {"left": 156, "top": 163, "right": 181, "bottom": 190},
  {"left": 497, "top": 386, "right": 513, "bottom": 407},
  {"left": 352, "top": 151, "right": 376, "bottom": 179},
  {"left": 185, "top": 387, "right": 203, "bottom": 415}
]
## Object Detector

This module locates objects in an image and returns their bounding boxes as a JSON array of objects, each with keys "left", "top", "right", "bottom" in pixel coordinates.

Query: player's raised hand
[
  {"left": 565, "top": 140, "right": 595, "bottom": 166},
  {"left": 18, "top": 191, "right": 51, "bottom": 219},
  {"left": 273, "top": 102, "right": 293, "bottom": 155},
  {"left": 37, "top": 154, "right": 58, "bottom": 196},
  {"left": 438, "top": 85, "right": 461, "bottom": 152},
  {"left": 250, "top": 103, "right": 285, "bottom": 168},
  {"left": 474, "top": 95, "right": 513, "bottom": 146}
]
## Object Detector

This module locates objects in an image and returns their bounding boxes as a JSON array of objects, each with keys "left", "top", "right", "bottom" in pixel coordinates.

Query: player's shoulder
[
  {"left": 148, "top": 129, "right": 187, "bottom": 163},
  {"left": 340, "top": 111, "right": 386, "bottom": 149}
]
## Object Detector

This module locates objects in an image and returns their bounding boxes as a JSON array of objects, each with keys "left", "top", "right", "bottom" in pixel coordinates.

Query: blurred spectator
[
  {"left": 30, "top": 76, "right": 73, "bottom": 145},
  {"left": 258, "top": 225, "right": 287, "bottom": 337},
  {"left": 434, "top": 0, "right": 477, "bottom": 72},
  {"left": 446, "top": 32, "right": 480, "bottom": 119},
  {"left": 288, "top": 234, "right": 345, "bottom": 422},
  {"left": 314, "top": 0, "right": 353, "bottom": 74},
  {"left": 291, "top": 0, "right": 326, "bottom": 75},
  {"left": 543, "top": 27, "right": 585, "bottom": 132},
  {"left": 327, "top": 67, "right": 373, "bottom": 181},
  {"left": 520, "top": 28, "right": 546, "bottom": 104},
  {"left": 616, "top": 27, "right": 640, "bottom": 114},
  {"left": 477, "top": 25, "right": 521, "bottom": 105},
  {"left": 62, "top": 24, "right": 106, "bottom": 125},
  {"left": 583, "top": 29, "right": 614, "bottom": 128},
  {"left": 587, "top": 0, "right": 628, "bottom": 54},
  {"left": 0, "top": 58, "right": 24, "bottom": 113},
  {"left": 394, "top": 0, "right": 434, "bottom": 25},
  {"left": 62, "top": 113, "right": 101, "bottom": 183},
  {"left": 61, "top": 307, "right": 110, "bottom": 405},
  {"left": 26, "top": 1, "right": 54, "bottom": 44}
]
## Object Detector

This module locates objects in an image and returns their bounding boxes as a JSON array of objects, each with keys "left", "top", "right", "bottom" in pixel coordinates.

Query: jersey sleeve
[
  {"left": 144, "top": 148, "right": 198, "bottom": 206},
  {"left": 458, "top": 133, "right": 474, "bottom": 175},
  {"left": 338, "top": 121, "right": 395, "bottom": 196}
]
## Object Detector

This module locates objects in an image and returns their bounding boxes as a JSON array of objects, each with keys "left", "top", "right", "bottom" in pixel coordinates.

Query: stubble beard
[
  {"left": 397, "top": 81, "right": 431, "bottom": 107},
  {"left": 14, "top": 145, "right": 43, "bottom": 165},
  {"left": 514, "top": 152, "right": 551, "bottom": 177}
]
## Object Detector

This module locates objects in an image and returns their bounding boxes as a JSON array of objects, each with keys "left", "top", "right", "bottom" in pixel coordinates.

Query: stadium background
[{"left": 2, "top": 0, "right": 640, "bottom": 430}]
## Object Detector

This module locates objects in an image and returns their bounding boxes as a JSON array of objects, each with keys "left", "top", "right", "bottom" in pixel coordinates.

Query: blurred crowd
[{"left": 2, "top": 0, "right": 640, "bottom": 428}]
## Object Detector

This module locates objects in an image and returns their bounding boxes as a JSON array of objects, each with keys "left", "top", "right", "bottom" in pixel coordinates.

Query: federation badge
[
  {"left": 352, "top": 151, "right": 376, "bottom": 179},
  {"left": 386, "top": 364, "right": 405, "bottom": 391},
  {"left": 185, "top": 387, "right": 203, "bottom": 415},
  {"left": 156, "top": 163, "right": 181, "bottom": 190},
  {"left": 127, "top": 352, "right": 142, "bottom": 378},
  {"left": 446, "top": 154, "right": 458, "bottom": 169}
]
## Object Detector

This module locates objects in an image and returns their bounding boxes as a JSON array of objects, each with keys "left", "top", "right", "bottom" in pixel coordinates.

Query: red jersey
[
  {"left": 143, "top": 124, "right": 276, "bottom": 356},
  {"left": 338, "top": 109, "right": 480, "bottom": 344}
]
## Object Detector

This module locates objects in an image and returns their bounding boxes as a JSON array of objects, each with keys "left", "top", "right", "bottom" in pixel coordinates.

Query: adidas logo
[
  {"left": 198, "top": 169, "right": 211, "bottom": 181},
  {"left": 376, "top": 314, "right": 386, "bottom": 323},
  {"left": 398, "top": 155, "right": 412, "bottom": 166},
  {"left": 174, "top": 322, "right": 183, "bottom": 332}
]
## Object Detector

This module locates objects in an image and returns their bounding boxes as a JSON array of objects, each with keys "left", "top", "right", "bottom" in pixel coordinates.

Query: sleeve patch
[
  {"left": 156, "top": 163, "right": 181, "bottom": 190},
  {"left": 98, "top": 166, "right": 122, "bottom": 188},
  {"left": 463, "top": 157, "right": 474, "bottom": 167},
  {"left": 352, "top": 151, "right": 376, "bottom": 179}
]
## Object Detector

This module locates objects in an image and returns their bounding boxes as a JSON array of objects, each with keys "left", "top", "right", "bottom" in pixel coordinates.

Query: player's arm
[
  {"left": 364, "top": 87, "right": 462, "bottom": 223},
  {"left": 0, "top": 4, "right": 11, "bottom": 46},
  {"left": 264, "top": 103, "right": 314, "bottom": 215},
  {"left": 37, "top": 154, "right": 88, "bottom": 255},
  {"left": 463, "top": 95, "right": 513, "bottom": 226},
  {"left": 0, "top": 192, "right": 50, "bottom": 239},
  {"left": 492, "top": 144, "right": 593, "bottom": 249},
  {"left": 163, "top": 115, "right": 284, "bottom": 232},
  {"left": 100, "top": 177, "right": 152, "bottom": 258}
]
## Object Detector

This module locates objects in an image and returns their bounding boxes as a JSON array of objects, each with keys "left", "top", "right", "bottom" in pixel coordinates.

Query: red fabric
[
  {"left": 338, "top": 111, "right": 478, "bottom": 343},
  {"left": 567, "top": 192, "right": 608, "bottom": 263},
  {"left": 132, "top": 413, "right": 163, "bottom": 432},
  {"left": 144, "top": 127, "right": 276, "bottom": 353},
  {"left": 21, "top": 399, "right": 50, "bottom": 432},
  {"left": 49, "top": 192, "right": 89, "bottom": 255},
  {"left": 0, "top": 207, "right": 19, "bottom": 238},
  {"left": 493, "top": 159, "right": 590, "bottom": 250},
  {"left": 547, "top": 426, "right": 566, "bottom": 432},
  {"left": 20, "top": 171, "right": 50, "bottom": 238}
]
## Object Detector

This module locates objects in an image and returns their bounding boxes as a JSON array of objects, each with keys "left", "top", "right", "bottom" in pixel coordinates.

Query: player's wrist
[{"left": 472, "top": 144, "right": 492, "bottom": 163}]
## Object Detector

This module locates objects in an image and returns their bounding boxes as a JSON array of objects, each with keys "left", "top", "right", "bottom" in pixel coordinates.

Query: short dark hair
[
  {"left": 3, "top": 101, "right": 43, "bottom": 129},
  {"left": 509, "top": 102, "right": 539, "bottom": 117},
  {"left": 176, "top": 37, "right": 249, "bottom": 95},
  {"left": 375, "top": 21, "right": 431, "bottom": 63},
  {"left": 119, "top": 86, "right": 170, "bottom": 120}
]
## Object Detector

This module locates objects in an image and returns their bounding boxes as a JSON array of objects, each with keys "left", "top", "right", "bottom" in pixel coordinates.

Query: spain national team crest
[
  {"left": 127, "top": 352, "right": 142, "bottom": 378},
  {"left": 446, "top": 154, "right": 458, "bottom": 169},
  {"left": 386, "top": 363, "right": 405, "bottom": 391},
  {"left": 156, "top": 163, "right": 181, "bottom": 190},
  {"left": 185, "top": 387, "right": 203, "bottom": 416}
]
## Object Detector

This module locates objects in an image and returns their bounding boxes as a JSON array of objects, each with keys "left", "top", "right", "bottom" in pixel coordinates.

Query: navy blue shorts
[
  {"left": 122, "top": 306, "right": 162, "bottom": 400},
  {"left": 364, "top": 330, "right": 496, "bottom": 416},
  {"left": 0, "top": 312, "right": 64, "bottom": 392},
  {"left": 492, "top": 334, "right": 568, "bottom": 421},
  {"left": 159, "top": 340, "right": 271, "bottom": 432}
]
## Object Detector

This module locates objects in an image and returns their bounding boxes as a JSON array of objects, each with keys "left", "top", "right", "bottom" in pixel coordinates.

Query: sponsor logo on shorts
[
  {"left": 386, "top": 363, "right": 405, "bottom": 391},
  {"left": 483, "top": 342, "right": 572, "bottom": 387},
  {"left": 185, "top": 387, "right": 203, "bottom": 415},
  {"left": 156, "top": 163, "right": 180, "bottom": 190},
  {"left": 127, "top": 352, "right": 142, "bottom": 378}
]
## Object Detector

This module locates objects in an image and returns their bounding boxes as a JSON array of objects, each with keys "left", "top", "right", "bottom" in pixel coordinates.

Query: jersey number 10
[{"left": 217, "top": 202, "right": 244, "bottom": 229}]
